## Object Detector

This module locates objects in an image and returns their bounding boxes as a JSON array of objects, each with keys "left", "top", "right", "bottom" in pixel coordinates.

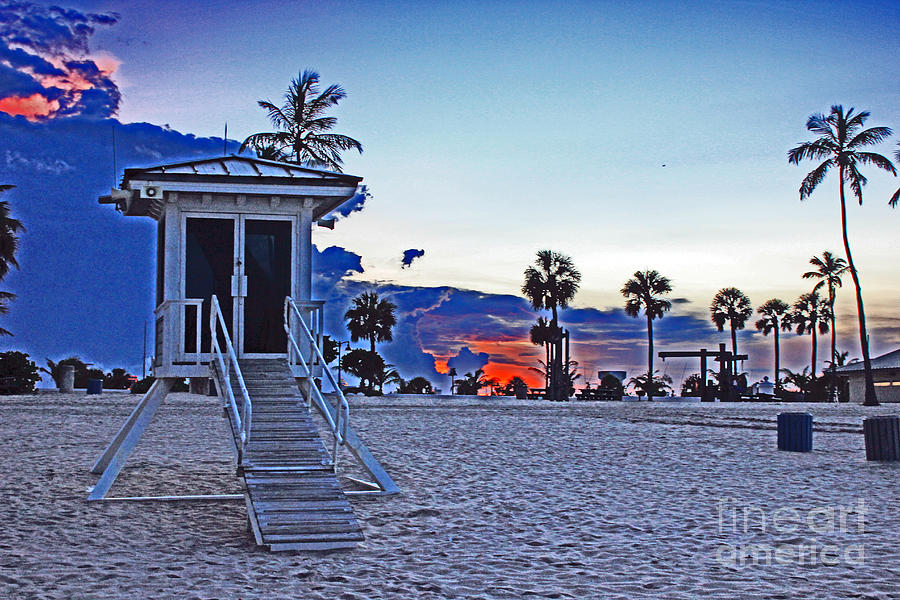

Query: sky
[{"left": 1, "top": 0, "right": 899, "bottom": 391}]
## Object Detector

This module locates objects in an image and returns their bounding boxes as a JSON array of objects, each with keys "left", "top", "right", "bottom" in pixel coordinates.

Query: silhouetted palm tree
[
  {"left": 780, "top": 367, "right": 815, "bottom": 395},
  {"left": 627, "top": 371, "right": 672, "bottom": 399},
  {"left": 0, "top": 185, "right": 23, "bottom": 336},
  {"left": 710, "top": 287, "right": 753, "bottom": 359},
  {"left": 890, "top": 143, "right": 900, "bottom": 208},
  {"left": 803, "top": 250, "right": 849, "bottom": 400},
  {"left": 240, "top": 69, "right": 363, "bottom": 171},
  {"left": 755, "top": 299, "right": 792, "bottom": 392},
  {"left": 522, "top": 250, "right": 581, "bottom": 401},
  {"left": 621, "top": 270, "right": 672, "bottom": 378},
  {"left": 529, "top": 316, "right": 554, "bottom": 388},
  {"left": 791, "top": 292, "right": 831, "bottom": 376},
  {"left": 344, "top": 291, "right": 397, "bottom": 354},
  {"left": 788, "top": 105, "right": 896, "bottom": 405},
  {"left": 455, "top": 369, "right": 487, "bottom": 395}
]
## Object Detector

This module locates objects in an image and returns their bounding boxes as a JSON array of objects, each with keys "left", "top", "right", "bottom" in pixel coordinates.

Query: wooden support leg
[
  {"left": 307, "top": 388, "right": 400, "bottom": 495},
  {"left": 88, "top": 378, "right": 175, "bottom": 501}
]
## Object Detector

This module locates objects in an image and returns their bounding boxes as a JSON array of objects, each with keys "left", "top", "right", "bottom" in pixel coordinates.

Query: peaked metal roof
[
  {"left": 123, "top": 154, "right": 362, "bottom": 185},
  {"left": 835, "top": 348, "right": 900, "bottom": 373}
]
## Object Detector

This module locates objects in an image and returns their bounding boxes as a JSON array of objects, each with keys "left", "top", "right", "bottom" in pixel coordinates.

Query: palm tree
[
  {"left": 890, "top": 143, "right": 900, "bottom": 208},
  {"left": 240, "top": 69, "right": 363, "bottom": 171},
  {"left": 0, "top": 185, "right": 23, "bottom": 336},
  {"left": 344, "top": 291, "right": 397, "bottom": 354},
  {"left": 803, "top": 251, "right": 849, "bottom": 400},
  {"left": 788, "top": 105, "right": 896, "bottom": 405},
  {"left": 627, "top": 371, "right": 672, "bottom": 399},
  {"left": 455, "top": 369, "right": 487, "bottom": 395},
  {"left": 755, "top": 299, "right": 792, "bottom": 392},
  {"left": 780, "top": 367, "right": 815, "bottom": 395},
  {"left": 529, "top": 316, "right": 555, "bottom": 389},
  {"left": 621, "top": 270, "right": 672, "bottom": 378},
  {"left": 791, "top": 292, "right": 832, "bottom": 376},
  {"left": 522, "top": 250, "right": 581, "bottom": 401},
  {"left": 709, "top": 287, "right": 753, "bottom": 359}
]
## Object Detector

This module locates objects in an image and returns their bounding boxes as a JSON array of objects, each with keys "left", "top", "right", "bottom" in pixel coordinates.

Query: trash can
[
  {"left": 863, "top": 416, "right": 900, "bottom": 461},
  {"left": 208, "top": 378, "right": 217, "bottom": 397},
  {"left": 59, "top": 365, "right": 75, "bottom": 393},
  {"left": 777, "top": 412, "right": 813, "bottom": 452},
  {"left": 86, "top": 378, "right": 103, "bottom": 395}
]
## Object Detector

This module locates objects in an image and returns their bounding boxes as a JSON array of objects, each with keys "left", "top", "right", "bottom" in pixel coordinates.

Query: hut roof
[{"left": 102, "top": 155, "right": 362, "bottom": 219}]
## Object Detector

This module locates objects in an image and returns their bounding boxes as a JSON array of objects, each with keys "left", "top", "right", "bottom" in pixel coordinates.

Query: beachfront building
[
  {"left": 835, "top": 348, "right": 900, "bottom": 403},
  {"left": 93, "top": 155, "right": 397, "bottom": 551}
]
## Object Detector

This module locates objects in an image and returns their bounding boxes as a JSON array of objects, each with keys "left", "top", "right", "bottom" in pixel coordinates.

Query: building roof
[
  {"left": 101, "top": 155, "right": 363, "bottom": 219},
  {"left": 122, "top": 155, "right": 361, "bottom": 185},
  {"left": 835, "top": 348, "right": 900, "bottom": 373}
]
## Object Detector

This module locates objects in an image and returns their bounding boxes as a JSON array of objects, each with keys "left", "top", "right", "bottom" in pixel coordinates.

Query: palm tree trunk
[
  {"left": 646, "top": 313, "right": 654, "bottom": 378},
  {"left": 838, "top": 173, "right": 878, "bottom": 405},
  {"left": 730, "top": 323, "right": 738, "bottom": 359},
  {"left": 811, "top": 327, "right": 817, "bottom": 378},
  {"left": 550, "top": 305, "right": 562, "bottom": 401},
  {"left": 829, "top": 286, "right": 837, "bottom": 402},
  {"left": 774, "top": 326, "right": 781, "bottom": 393}
]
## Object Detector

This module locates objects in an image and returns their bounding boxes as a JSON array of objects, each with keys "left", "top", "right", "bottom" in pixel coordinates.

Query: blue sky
[{"left": 1, "top": 0, "right": 899, "bottom": 389}]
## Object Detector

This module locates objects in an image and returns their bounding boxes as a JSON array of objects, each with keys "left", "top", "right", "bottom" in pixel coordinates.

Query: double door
[{"left": 184, "top": 214, "right": 295, "bottom": 357}]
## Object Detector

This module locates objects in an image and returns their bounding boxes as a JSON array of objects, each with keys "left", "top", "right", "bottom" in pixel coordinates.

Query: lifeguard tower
[{"left": 92, "top": 155, "right": 398, "bottom": 551}]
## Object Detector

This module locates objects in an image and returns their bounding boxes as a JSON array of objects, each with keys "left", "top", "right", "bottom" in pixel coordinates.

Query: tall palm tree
[
  {"left": 788, "top": 105, "right": 896, "bottom": 405},
  {"left": 344, "top": 291, "right": 397, "bottom": 354},
  {"left": 522, "top": 250, "right": 581, "bottom": 401},
  {"left": 240, "top": 69, "right": 363, "bottom": 172},
  {"left": 791, "top": 292, "right": 832, "bottom": 376},
  {"left": 621, "top": 270, "right": 672, "bottom": 378},
  {"left": 755, "top": 298, "right": 792, "bottom": 392},
  {"left": 0, "top": 185, "right": 23, "bottom": 336},
  {"left": 803, "top": 250, "right": 848, "bottom": 399},
  {"left": 709, "top": 287, "right": 753, "bottom": 359}
]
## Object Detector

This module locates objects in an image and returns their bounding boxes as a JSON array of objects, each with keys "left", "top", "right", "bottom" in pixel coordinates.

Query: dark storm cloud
[
  {"left": 400, "top": 248, "right": 424, "bottom": 269},
  {"left": 0, "top": 1, "right": 120, "bottom": 119},
  {"left": 447, "top": 347, "right": 489, "bottom": 374},
  {"left": 331, "top": 185, "right": 369, "bottom": 219}
]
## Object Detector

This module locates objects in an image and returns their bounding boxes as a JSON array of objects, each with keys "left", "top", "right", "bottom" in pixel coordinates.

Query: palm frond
[
  {"left": 844, "top": 163, "right": 867, "bottom": 205},
  {"left": 890, "top": 187, "right": 900, "bottom": 208},
  {"left": 799, "top": 160, "right": 833, "bottom": 200},
  {"left": 854, "top": 151, "right": 896, "bottom": 175},
  {"left": 788, "top": 139, "right": 835, "bottom": 164},
  {"left": 805, "top": 113, "right": 833, "bottom": 138},
  {"left": 847, "top": 126, "right": 893, "bottom": 149}
]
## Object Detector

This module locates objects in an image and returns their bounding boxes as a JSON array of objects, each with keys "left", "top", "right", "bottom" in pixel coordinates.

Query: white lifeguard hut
[{"left": 91, "top": 155, "right": 397, "bottom": 551}]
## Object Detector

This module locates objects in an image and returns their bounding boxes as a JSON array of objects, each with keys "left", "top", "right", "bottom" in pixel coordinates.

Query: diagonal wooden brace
[{"left": 88, "top": 378, "right": 175, "bottom": 501}]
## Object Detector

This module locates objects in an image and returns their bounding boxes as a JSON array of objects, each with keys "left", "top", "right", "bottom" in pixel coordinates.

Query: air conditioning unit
[{"left": 140, "top": 185, "right": 163, "bottom": 200}]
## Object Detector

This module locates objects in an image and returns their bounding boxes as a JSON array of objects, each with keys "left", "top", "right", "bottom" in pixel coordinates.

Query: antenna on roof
[
  {"left": 111, "top": 123, "right": 117, "bottom": 187},
  {"left": 223, "top": 122, "right": 227, "bottom": 156}
]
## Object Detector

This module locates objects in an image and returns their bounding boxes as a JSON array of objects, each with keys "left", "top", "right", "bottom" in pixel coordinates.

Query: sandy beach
[{"left": 2, "top": 391, "right": 898, "bottom": 599}]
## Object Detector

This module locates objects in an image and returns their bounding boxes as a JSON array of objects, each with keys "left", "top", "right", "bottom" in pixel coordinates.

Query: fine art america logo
[{"left": 716, "top": 497, "right": 866, "bottom": 567}]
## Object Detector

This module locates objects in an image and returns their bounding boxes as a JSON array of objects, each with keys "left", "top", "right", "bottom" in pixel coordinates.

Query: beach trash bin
[
  {"left": 59, "top": 364, "right": 75, "bottom": 393},
  {"left": 777, "top": 412, "right": 813, "bottom": 452},
  {"left": 863, "top": 416, "right": 900, "bottom": 461},
  {"left": 207, "top": 378, "right": 217, "bottom": 397},
  {"left": 86, "top": 378, "right": 103, "bottom": 395}
]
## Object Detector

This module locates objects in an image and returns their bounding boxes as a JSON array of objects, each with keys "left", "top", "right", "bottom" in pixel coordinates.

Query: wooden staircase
[{"left": 217, "top": 358, "right": 365, "bottom": 551}]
